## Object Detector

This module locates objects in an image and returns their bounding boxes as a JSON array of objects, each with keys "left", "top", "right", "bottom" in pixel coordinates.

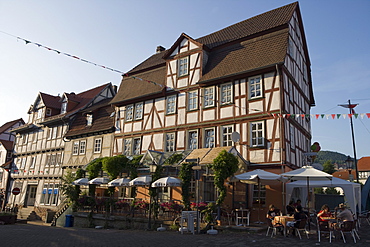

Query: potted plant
[{"left": 0, "top": 212, "right": 17, "bottom": 224}]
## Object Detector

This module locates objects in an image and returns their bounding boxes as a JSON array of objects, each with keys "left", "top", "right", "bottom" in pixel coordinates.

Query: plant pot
[{"left": 0, "top": 215, "right": 17, "bottom": 224}]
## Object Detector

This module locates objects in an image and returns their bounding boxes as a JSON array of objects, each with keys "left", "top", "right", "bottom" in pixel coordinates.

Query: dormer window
[
  {"left": 178, "top": 57, "right": 189, "bottom": 77},
  {"left": 37, "top": 109, "right": 43, "bottom": 119},
  {"left": 61, "top": 101, "right": 67, "bottom": 114},
  {"left": 46, "top": 108, "right": 52, "bottom": 116},
  {"left": 86, "top": 114, "right": 93, "bottom": 126}
]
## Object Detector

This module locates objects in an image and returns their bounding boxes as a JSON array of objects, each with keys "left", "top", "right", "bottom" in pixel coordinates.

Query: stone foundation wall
[{"left": 72, "top": 213, "right": 163, "bottom": 230}]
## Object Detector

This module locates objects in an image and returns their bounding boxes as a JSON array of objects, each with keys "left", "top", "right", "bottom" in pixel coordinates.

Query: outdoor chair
[
  {"left": 338, "top": 221, "right": 357, "bottom": 243},
  {"left": 316, "top": 218, "right": 333, "bottom": 243},
  {"left": 352, "top": 218, "right": 360, "bottom": 240},
  {"left": 358, "top": 211, "right": 370, "bottom": 226},
  {"left": 266, "top": 219, "right": 282, "bottom": 237},
  {"left": 290, "top": 219, "right": 309, "bottom": 239}
]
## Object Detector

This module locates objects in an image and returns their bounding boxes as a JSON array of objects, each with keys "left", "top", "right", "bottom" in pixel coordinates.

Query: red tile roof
[
  {"left": 64, "top": 98, "right": 115, "bottom": 139},
  {"left": 0, "top": 118, "right": 24, "bottom": 135},
  {"left": 40, "top": 92, "right": 61, "bottom": 109},
  {"left": 357, "top": 157, "right": 370, "bottom": 171},
  {"left": 111, "top": 2, "right": 299, "bottom": 105},
  {"left": 0, "top": 140, "right": 13, "bottom": 151}
]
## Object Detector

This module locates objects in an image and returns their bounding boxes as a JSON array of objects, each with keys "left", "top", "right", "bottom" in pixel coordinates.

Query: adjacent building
[
  {"left": 9, "top": 83, "right": 116, "bottom": 217},
  {"left": 0, "top": 118, "right": 24, "bottom": 208}
]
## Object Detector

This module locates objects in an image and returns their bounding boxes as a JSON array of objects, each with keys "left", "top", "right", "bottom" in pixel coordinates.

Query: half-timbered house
[
  {"left": 114, "top": 2, "right": 314, "bottom": 221},
  {"left": 9, "top": 83, "right": 116, "bottom": 219}
]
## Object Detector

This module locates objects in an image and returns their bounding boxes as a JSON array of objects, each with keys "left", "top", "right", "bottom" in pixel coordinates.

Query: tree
[
  {"left": 179, "top": 162, "right": 192, "bottom": 210},
  {"left": 323, "top": 160, "right": 336, "bottom": 174},
  {"left": 60, "top": 168, "right": 84, "bottom": 211},
  {"left": 210, "top": 150, "right": 239, "bottom": 206}
]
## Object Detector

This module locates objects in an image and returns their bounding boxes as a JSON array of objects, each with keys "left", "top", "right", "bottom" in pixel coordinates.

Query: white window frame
[
  {"left": 61, "top": 101, "right": 67, "bottom": 114},
  {"left": 134, "top": 102, "right": 144, "bottom": 120},
  {"left": 46, "top": 108, "right": 52, "bottom": 116},
  {"left": 188, "top": 91, "right": 198, "bottom": 111},
  {"left": 73, "top": 141, "right": 79, "bottom": 155},
  {"left": 165, "top": 133, "right": 175, "bottom": 152},
  {"left": 86, "top": 114, "right": 93, "bottom": 126},
  {"left": 204, "top": 128, "right": 215, "bottom": 148},
  {"left": 178, "top": 56, "right": 189, "bottom": 77},
  {"left": 249, "top": 75, "right": 262, "bottom": 99},
  {"left": 125, "top": 105, "right": 134, "bottom": 122},
  {"left": 123, "top": 138, "right": 132, "bottom": 156},
  {"left": 188, "top": 130, "right": 198, "bottom": 150},
  {"left": 220, "top": 83, "right": 233, "bottom": 105},
  {"left": 79, "top": 140, "right": 86, "bottom": 155},
  {"left": 94, "top": 138, "right": 102, "bottom": 153},
  {"left": 221, "top": 125, "right": 233, "bottom": 147},
  {"left": 250, "top": 121, "right": 265, "bottom": 147},
  {"left": 203, "top": 86, "right": 215, "bottom": 108},
  {"left": 37, "top": 109, "right": 43, "bottom": 119},
  {"left": 133, "top": 138, "right": 141, "bottom": 155},
  {"left": 166, "top": 95, "right": 176, "bottom": 114}
]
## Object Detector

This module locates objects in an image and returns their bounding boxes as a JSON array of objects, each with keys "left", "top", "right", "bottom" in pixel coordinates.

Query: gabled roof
[
  {"left": 111, "top": 67, "right": 166, "bottom": 105},
  {"left": 196, "top": 2, "right": 297, "bottom": 49},
  {"left": 39, "top": 92, "right": 62, "bottom": 109},
  {"left": 112, "top": 2, "right": 303, "bottom": 104},
  {"left": 0, "top": 139, "right": 13, "bottom": 151},
  {"left": 40, "top": 83, "right": 113, "bottom": 125},
  {"left": 64, "top": 98, "right": 115, "bottom": 139},
  {"left": 0, "top": 118, "right": 24, "bottom": 135},
  {"left": 199, "top": 29, "right": 289, "bottom": 83}
]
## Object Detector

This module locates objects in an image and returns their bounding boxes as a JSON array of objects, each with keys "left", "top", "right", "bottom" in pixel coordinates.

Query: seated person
[
  {"left": 266, "top": 204, "right": 282, "bottom": 225},
  {"left": 317, "top": 204, "right": 333, "bottom": 222},
  {"left": 333, "top": 203, "right": 354, "bottom": 230},
  {"left": 293, "top": 199, "right": 302, "bottom": 208},
  {"left": 286, "top": 200, "right": 296, "bottom": 216},
  {"left": 287, "top": 205, "right": 307, "bottom": 228}
]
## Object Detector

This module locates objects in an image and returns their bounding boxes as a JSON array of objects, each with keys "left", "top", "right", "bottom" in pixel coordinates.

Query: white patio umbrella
[
  {"left": 108, "top": 178, "right": 131, "bottom": 187},
  {"left": 235, "top": 169, "right": 287, "bottom": 223},
  {"left": 280, "top": 166, "right": 332, "bottom": 208},
  {"left": 72, "top": 178, "right": 89, "bottom": 185},
  {"left": 151, "top": 176, "right": 182, "bottom": 187},
  {"left": 88, "top": 177, "right": 110, "bottom": 185},
  {"left": 129, "top": 176, "right": 152, "bottom": 186}
]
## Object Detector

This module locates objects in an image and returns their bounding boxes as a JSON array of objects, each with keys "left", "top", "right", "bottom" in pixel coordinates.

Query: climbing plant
[
  {"left": 102, "top": 155, "right": 129, "bottom": 180},
  {"left": 210, "top": 150, "right": 239, "bottom": 206},
  {"left": 179, "top": 162, "right": 193, "bottom": 210}
]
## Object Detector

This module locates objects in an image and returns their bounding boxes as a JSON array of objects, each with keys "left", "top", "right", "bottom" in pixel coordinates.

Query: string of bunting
[
  {"left": 270, "top": 113, "right": 370, "bottom": 119},
  {"left": 0, "top": 30, "right": 166, "bottom": 89}
]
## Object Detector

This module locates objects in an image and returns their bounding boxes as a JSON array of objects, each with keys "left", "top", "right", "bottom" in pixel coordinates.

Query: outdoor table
[{"left": 273, "top": 215, "right": 294, "bottom": 236}]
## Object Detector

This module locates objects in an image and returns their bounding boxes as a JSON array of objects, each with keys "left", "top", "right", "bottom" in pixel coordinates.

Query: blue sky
[{"left": 1, "top": 0, "right": 369, "bottom": 159}]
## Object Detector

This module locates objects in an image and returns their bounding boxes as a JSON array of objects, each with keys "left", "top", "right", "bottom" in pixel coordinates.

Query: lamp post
[
  {"left": 345, "top": 155, "right": 354, "bottom": 182},
  {"left": 339, "top": 100, "right": 359, "bottom": 183},
  {"left": 147, "top": 162, "right": 156, "bottom": 230}
]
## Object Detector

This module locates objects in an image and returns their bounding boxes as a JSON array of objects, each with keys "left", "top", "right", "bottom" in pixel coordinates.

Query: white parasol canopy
[
  {"left": 129, "top": 176, "right": 152, "bottom": 186},
  {"left": 88, "top": 177, "right": 110, "bottom": 185},
  {"left": 235, "top": 169, "right": 287, "bottom": 184},
  {"left": 281, "top": 166, "right": 332, "bottom": 208},
  {"left": 72, "top": 178, "right": 89, "bottom": 185},
  {"left": 151, "top": 176, "right": 182, "bottom": 187},
  {"left": 108, "top": 178, "right": 131, "bottom": 187}
]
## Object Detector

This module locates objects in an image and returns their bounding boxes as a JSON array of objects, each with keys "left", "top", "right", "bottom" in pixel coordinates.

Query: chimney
[{"left": 156, "top": 46, "right": 165, "bottom": 53}]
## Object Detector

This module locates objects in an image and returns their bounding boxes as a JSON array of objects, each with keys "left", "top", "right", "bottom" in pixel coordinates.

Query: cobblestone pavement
[{"left": 1, "top": 221, "right": 369, "bottom": 247}]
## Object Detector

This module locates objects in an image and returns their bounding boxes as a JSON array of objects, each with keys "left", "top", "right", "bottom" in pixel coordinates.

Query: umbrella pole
[{"left": 257, "top": 178, "right": 263, "bottom": 224}]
